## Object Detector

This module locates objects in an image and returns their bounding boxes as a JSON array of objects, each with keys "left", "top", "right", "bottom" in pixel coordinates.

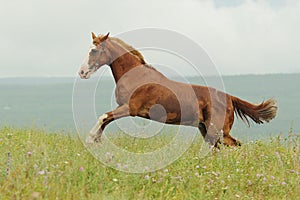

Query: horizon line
[{"left": 0, "top": 72, "right": 299, "bottom": 79}]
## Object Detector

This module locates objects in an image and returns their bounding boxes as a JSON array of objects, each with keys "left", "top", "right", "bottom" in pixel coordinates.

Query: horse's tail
[{"left": 231, "top": 96, "right": 277, "bottom": 125}]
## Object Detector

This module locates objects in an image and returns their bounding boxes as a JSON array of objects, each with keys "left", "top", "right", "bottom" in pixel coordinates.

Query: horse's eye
[{"left": 91, "top": 49, "right": 98, "bottom": 53}]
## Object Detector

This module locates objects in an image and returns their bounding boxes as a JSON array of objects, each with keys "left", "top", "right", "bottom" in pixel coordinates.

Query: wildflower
[
  {"left": 112, "top": 178, "right": 118, "bottom": 182},
  {"left": 27, "top": 151, "right": 32, "bottom": 156},
  {"left": 39, "top": 170, "right": 45, "bottom": 175},
  {"left": 144, "top": 175, "right": 150, "bottom": 180},
  {"left": 31, "top": 192, "right": 40, "bottom": 199},
  {"left": 263, "top": 177, "right": 267, "bottom": 182},
  {"left": 247, "top": 180, "right": 252, "bottom": 186},
  {"left": 163, "top": 168, "right": 169, "bottom": 173},
  {"left": 195, "top": 172, "right": 199, "bottom": 177},
  {"left": 172, "top": 175, "right": 183, "bottom": 180},
  {"left": 290, "top": 169, "right": 295, "bottom": 173},
  {"left": 116, "top": 163, "right": 121, "bottom": 168},
  {"left": 211, "top": 171, "right": 218, "bottom": 176},
  {"left": 34, "top": 164, "right": 38, "bottom": 170},
  {"left": 270, "top": 175, "right": 275, "bottom": 180},
  {"left": 202, "top": 166, "right": 207, "bottom": 169},
  {"left": 222, "top": 186, "right": 229, "bottom": 190},
  {"left": 281, "top": 181, "right": 287, "bottom": 186},
  {"left": 256, "top": 173, "right": 261, "bottom": 178},
  {"left": 105, "top": 152, "right": 114, "bottom": 161},
  {"left": 79, "top": 166, "right": 84, "bottom": 172},
  {"left": 123, "top": 164, "right": 129, "bottom": 170},
  {"left": 195, "top": 165, "right": 200, "bottom": 169}
]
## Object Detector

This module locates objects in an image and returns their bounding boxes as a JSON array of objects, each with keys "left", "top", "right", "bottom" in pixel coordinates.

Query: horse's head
[{"left": 79, "top": 32, "right": 111, "bottom": 79}]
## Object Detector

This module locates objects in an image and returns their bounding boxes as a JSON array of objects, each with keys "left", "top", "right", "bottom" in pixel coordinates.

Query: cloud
[
  {"left": 0, "top": 0, "right": 299, "bottom": 76},
  {"left": 201, "top": 0, "right": 300, "bottom": 75}
]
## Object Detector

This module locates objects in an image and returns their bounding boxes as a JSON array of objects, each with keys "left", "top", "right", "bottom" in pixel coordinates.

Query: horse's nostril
[{"left": 80, "top": 70, "right": 84, "bottom": 75}]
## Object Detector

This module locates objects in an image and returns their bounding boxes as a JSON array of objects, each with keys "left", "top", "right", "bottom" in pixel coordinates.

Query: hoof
[
  {"left": 236, "top": 140, "right": 242, "bottom": 146},
  {"left": 86, "top": 135, "right": 96, "bottom": 144},
  {"left": 85, "top": 133, "right": 102, "bottom": 144}
]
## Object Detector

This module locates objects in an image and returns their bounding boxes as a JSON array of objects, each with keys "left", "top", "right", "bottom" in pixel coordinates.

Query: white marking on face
[{"left": 88, "top": 45, "right": 97, "bottom": 54}]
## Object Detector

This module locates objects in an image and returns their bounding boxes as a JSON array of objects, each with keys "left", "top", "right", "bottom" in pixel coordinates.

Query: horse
[{"left": 78, "top": 32, "right": 277, "bottom": 147}]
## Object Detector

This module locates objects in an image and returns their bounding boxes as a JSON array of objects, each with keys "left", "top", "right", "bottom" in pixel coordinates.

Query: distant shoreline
[{"left": 1, "top": 72, "right": 300, "bottom": 80}]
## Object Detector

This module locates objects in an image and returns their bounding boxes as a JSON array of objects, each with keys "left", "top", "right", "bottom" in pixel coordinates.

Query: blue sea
[{"left": 1, "top": 74, "right": 299, "bottom": 141}]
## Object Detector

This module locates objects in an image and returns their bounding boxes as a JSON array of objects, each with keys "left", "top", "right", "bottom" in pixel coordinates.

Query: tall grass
[{"left": 0, "top": 127, "right": 299, "bottom": 199}]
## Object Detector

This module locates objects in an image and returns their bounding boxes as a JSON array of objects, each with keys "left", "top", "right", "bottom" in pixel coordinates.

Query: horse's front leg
[{"left": 86, "top": 104, "right": 130, "bottom": 143}]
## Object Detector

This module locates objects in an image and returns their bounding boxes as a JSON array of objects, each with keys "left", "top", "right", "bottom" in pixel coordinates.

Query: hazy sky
[{"left": 0, "top": 0, "right": 299, "bottom": 77}]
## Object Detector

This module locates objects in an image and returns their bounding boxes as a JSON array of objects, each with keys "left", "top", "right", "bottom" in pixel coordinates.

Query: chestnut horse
[{"left": 78, "top": 32, "right": 277, "bottom": 147}]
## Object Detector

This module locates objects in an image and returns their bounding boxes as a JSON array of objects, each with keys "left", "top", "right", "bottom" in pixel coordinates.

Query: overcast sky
[{"left": 0, "top": 0, "right": 299, "bottom": 77}]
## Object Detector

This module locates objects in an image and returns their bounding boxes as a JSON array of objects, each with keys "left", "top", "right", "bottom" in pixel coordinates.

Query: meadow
[{"left": 0, "top": 127, "right": 299, "bottom": 200}]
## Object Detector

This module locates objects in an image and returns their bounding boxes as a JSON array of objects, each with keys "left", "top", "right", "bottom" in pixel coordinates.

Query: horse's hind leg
[
  {"left": 222, "top": 116, "right": 242, "bottom": 146},
  {"left": 86, "top": 104, "right": 130, "bottom": 143},
  {"left": 199, "top": 118, "right": 240, "bottom": 148},
  {"left": 198, "top": 121, "right": 221, "bottom": 148},
  {"left": 223, "top": 134, "right": 242, "bottom": 146},
  {"left": 198, "top": 122, "right": 207, "bottom": 138}
]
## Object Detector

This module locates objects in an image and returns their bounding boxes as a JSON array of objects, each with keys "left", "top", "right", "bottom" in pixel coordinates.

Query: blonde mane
[{"left": 109, "top": 37, "right": 146, "bottom": 64}]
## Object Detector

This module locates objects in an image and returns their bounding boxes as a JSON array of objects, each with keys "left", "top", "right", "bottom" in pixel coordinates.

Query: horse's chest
[
  {"left": 114, "top": 71, "right": 158, "bottom": 105},
  {"left": 115, "top": 85, "right": 130, "bottom": 105}
]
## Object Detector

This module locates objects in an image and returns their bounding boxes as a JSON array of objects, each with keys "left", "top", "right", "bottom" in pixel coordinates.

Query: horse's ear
[
  {"left": 91, "top": 32, "right": 97, "bottom": 40},
  {"left": 100, "top": 32, "right": 110, "bottom": 42}
]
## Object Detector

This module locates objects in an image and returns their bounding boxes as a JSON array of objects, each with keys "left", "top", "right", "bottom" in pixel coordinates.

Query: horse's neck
[
  {"left": 109, "top": 51, "right": 144, "bottom": 83},
  {"left": 107, "top": 40, "right": 167, "bottom": 84}
]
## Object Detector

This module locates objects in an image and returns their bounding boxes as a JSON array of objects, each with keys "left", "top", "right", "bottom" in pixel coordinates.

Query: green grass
[{"left": 0, "top": 127, "right": 299, "bottom": 200}]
